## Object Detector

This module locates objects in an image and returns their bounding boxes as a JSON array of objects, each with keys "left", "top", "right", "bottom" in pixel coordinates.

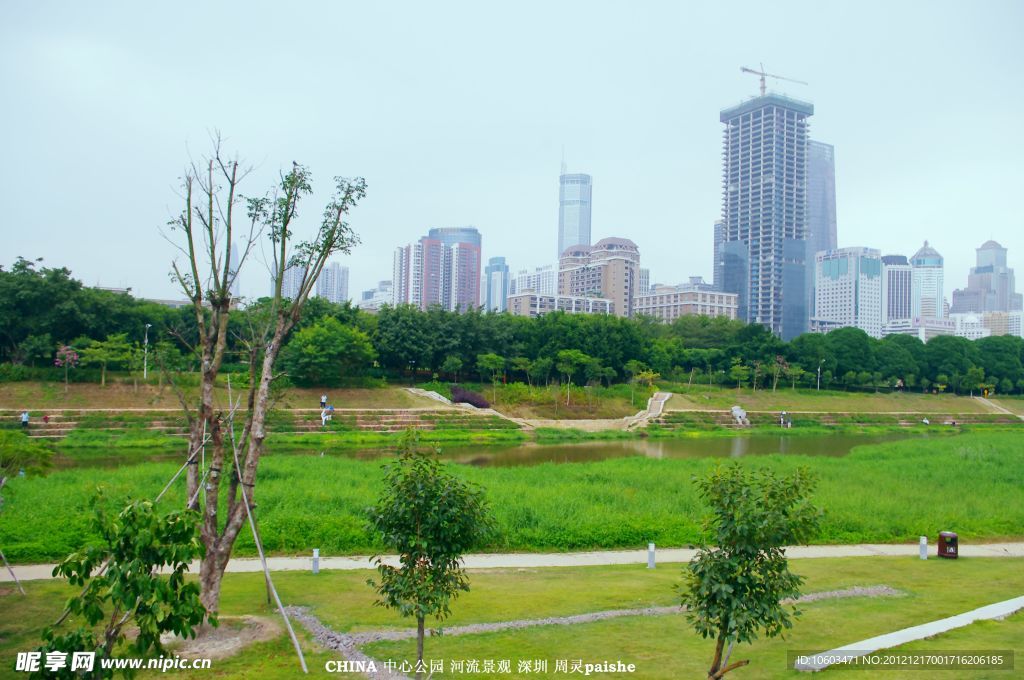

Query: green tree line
[{"left": 3, "top": 258, "right": 1024, "bottom": 394}]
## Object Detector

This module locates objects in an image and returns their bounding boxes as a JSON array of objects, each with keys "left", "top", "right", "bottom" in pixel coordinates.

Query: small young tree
[
  {"left": 54, "top": 345, "right": 79, "bottom": 392},
  {"left": 510, "top": 356, "right": 532, "bottom": 386},
  {"left": 728, "top": 359, "right": 749, "bottom": 390},
  {"left": 367, "top": 434, "right": 493, "bottom": 678},
  {"left": 78, "top": 333, "right": 132, "bottom": 387},
  {"left": 680, "top": 465, "right": 820, "bottom": 679},
  {"left": 787, "top": 365, "right": 805, "bottom": 390},
  {"left": 623, "top": 359, "right": 647, "bottom": 406},
  {"left": 555, "top": 349, "right": 590, "bottom": 405},
  {"left": 771, "top": 355, "right": 788, "bottom": 392},
  {"left": 37, "top": 497, "right": 209, "bottom": 677},
  {"left": 476, "top": 352, "right": 505, "bottom": 403},
  {"left": 441, "top": 355, "right": 463, "bottom": 383},
  {"left": 528, "top": 356, "right": 553, "bottom": 387}
]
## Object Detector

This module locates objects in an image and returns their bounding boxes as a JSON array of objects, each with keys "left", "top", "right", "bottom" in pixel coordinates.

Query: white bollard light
[
  {"left": 919, "top": 536, "right": 928, "bottom": 560},
  {"left": 313, "top": 548, "right": 320, "bottom": 574},
  {"left": 647, "top": 542, "right": 656, "bottom": 569}
]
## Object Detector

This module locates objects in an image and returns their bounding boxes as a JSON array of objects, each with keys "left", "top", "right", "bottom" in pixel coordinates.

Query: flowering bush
[{"left": 451, "top": 385, "right": 490, "bottom": 408}]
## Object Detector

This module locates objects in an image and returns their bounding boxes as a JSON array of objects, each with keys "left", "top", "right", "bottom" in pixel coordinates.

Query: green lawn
[
  {"left": 3, "top": 558, "right": 1021, "bottom": 679},
  {"left": 3, "top": 432, "right": 1023, "bottom": 563},
  {"left": 364, "top": 557, "right": 1024, "bottom": 679},
  {"left": 665, "top": 386, "right": 992, "bottom": 414}
]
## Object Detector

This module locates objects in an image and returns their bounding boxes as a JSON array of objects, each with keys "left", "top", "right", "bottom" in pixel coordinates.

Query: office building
[
  {"left": 558, "top": 237, "right": 641, "bottom": 318},
  {"left": 981, "top": 311, "right": 1024, "bottom": 337},
  {"left": 509, "top": 265, "right": 557, "bottom": 297},
  {"left": 484, "top": 257, "right": 510, "bottom": 313},
  {"left": 805, "top": 141, "right": 838, "bottom": 318},
  {"left": 719, "top": 93, "right": 812, "bottom": 340},
  {"left": 810, "top": 247, "right": 882, "bottom": 338},
  {"left": 633, "top": 278, "right": 738, "bottom": 323},
  {"left": 358, "top": 280, "right": 394, "bottom": 312},
  {"left": 316, "top": 262, "right": 349, "bottom": 304},
  {"left": 910, "top": 241, "right": 944, "bottom": 320},
  {"left": 507, "top": 292, "right": 613, "bottom": 318},
  {"left": 557, "top": 169, "right": 592, "bottom": 258},
  {"left": 950, "top": 240, "right": 1023, "bottom": 314},
  {"left": 950, "top": 313, "right": 992, "bottom": 340},
  {"left": 881, "top": 255, "right": 913, "bottom": 335},
  {"left": 638, "top": 268, "right": 651, "bottom": 295},
  {"left": 393, "top": 227, "right": 482, "bottom": 312}
]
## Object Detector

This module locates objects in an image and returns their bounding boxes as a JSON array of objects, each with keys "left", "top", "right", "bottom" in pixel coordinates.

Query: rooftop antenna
[{"left": 740, "top": 63, "right": 808, "bottom": 96}]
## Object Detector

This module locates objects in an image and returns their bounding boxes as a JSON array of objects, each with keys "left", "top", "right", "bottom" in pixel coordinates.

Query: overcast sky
[{"left": 3, "top": 1, "right": 1023, "bottom": 304}]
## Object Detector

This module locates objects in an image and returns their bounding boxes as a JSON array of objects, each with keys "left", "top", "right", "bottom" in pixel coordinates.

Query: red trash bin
[{"left": 938, "top": 531, "right": 958, "bottom": 559}]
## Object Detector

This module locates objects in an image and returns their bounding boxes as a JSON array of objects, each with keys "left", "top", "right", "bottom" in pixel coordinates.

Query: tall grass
[{"left": 2, "top": 433, "right": 1021, "bottom": 562}]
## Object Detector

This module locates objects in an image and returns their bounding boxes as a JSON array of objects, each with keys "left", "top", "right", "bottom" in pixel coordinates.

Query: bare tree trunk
[{"left": 197, "top": 321, "right": 286, "bottom": 613}]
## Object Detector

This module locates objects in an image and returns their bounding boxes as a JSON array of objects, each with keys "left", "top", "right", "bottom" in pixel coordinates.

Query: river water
[{"left": 54, "top": 433, "right": 921, "bottom": 469}]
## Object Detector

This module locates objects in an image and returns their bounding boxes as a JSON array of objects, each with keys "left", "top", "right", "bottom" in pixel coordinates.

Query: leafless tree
[{"left": 167, "top": 138, "right": 364, "bottom": 611}]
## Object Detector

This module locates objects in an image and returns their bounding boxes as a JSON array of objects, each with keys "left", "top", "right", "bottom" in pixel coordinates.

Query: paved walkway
[
  {"left": 4, "top": 542, "right": 1022, "bottom": 583},
  {"left": 975, "top": 396, "right": 1024, "bottom": 420}
]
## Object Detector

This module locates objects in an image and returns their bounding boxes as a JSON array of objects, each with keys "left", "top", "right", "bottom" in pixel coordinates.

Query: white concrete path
[
  {"left": 4, "top": 542, "right": 1022, "bottom": 583},
  {"left": 794, "top": 594, "right": 1024, "bottom": 672}
]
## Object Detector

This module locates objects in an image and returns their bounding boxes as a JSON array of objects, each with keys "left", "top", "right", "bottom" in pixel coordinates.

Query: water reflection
[{"left": 55, "top": 433, "right": 920, "bottom": 470}]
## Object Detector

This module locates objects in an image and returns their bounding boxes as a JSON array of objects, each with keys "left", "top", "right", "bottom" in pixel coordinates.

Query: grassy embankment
[
  {"left": 2, "top": 432, "right": 1021, "bottom": 563},
  {"left": 0, "top": 382, "right": 433, "bottom": 411},
  {"left": 664, "top": 386, "right": 995, "bottom": 413},
  {"left": 420, "top": 380, "right": 657, "bottom": 420},
  {"left": 2, "top": 558, "right": 1022, "bottom": 679}
]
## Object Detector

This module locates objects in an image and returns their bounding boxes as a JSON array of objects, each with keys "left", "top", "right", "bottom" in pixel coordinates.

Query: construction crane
[{"left": 740, "top": 63, "right": 808, "bottom": 96}]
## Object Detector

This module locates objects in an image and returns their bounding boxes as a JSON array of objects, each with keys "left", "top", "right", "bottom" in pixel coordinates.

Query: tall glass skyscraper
[
  {"left": 911, "top": 241, "right": 944, "bottom": 320},
  {"left": 484, "top": 256, "right": 510, "bottom": 313},
  {"left": 557, "top": 171, "right": 592, "bottom": 258},
  {"left": 806, "top": 141, "right": 838, "bottom": 318},
  {"left": 719, "top": 93, "right": 813, "bottom": 340}
]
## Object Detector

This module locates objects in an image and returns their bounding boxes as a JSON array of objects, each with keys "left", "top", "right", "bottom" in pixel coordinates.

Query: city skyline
[{"left": 3, "top": 2, "right": 1022, "bottom": 317}]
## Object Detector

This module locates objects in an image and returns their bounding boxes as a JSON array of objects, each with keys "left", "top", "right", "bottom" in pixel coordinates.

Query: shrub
[{"left": 451, "top": 386, "right": 490, "bottom": 408}]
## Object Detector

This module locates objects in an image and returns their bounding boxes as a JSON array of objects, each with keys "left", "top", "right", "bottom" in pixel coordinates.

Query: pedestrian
[
  {"left": 320, "top": 407, "right": 329, "bottom": 428},
  {"left": 20, "top": 409, "right": 29, "bottom": 429},
  {"left": 320, "top": 393, "right": 328, "bottom": 409}
]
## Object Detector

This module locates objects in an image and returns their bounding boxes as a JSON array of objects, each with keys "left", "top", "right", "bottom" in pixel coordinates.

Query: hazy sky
[{"left": 3, "top": 1, "right": 1023, "bottom": 304}]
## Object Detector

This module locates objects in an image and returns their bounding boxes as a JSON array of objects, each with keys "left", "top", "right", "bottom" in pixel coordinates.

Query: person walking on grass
[
  {"left": 320, "top": 393, "right": 328, "bottom": 409},
  {"left": 321, "top": 407, "right": 330, "bottom": 428},
  {"left": 20, "top": 410, "right": 29, "bottom": 429}
]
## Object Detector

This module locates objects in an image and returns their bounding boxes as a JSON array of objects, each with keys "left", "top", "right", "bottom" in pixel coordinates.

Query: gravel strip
[
  {"left": 285, "top": 606, "right": 410, "bottom": 680},
  {"left": 287, "top": 585, "right": 901, "bottom": 678}
]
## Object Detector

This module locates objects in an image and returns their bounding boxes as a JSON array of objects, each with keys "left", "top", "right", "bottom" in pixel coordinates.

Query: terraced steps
[
  {"left": 652, "top": 410, "right": 1024, "bottom": 431},
  {"left": 1, "top": 407, "right": 525, "bottom": 440}
]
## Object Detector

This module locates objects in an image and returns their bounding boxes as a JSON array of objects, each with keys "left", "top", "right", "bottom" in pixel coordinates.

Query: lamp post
[
  {"left": 409, "top": 359, "right": 416, "bottom": 387},
  {"left": 817, "top": 359, "right": 824, "bottom": 391},
  {"left": 143, "top": 323, "right": 152, "bottom": 380}
]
